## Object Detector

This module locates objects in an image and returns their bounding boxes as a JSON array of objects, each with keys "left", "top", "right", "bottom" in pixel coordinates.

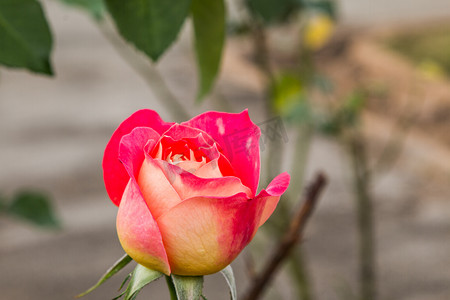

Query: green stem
[
  {"left": 250, "top": 19, "right": 275, "bottom": 119},
  {"left": 265, "top": 133, "right": 284, "bottom": 187},
  {"left": 285, "top": 125, "right": 314, "bottom": 300},
  {"left": 165, "top": 276, "right": 177, "bottom": 300},
  {"left": 98, "top": 18, "right": 191, "bottom": 122},
  {"left": 289, "top": 247, "right": 313, "bottom": 300},
  {"left": 265, "top": 124, "right": 315, "bottom": 300},
  {"left": 0, "top": 196, "right": 6, "bottom": 213},
  {"left": 249, "top": 20, "right": 283, "bottom": 187},
  {"left": 348, "top": 133, "right": 376, "bottom": 300},
  {"left": 210, "top": 89, "right": 235, "bottom": 113},
  {"left": 288, "top": 124, "right": 313, "bottom": 202}
]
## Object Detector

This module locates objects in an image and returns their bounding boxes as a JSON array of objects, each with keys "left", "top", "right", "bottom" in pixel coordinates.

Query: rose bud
[{"left": 103, "top": 110, "right": 290, "bottom": 276}]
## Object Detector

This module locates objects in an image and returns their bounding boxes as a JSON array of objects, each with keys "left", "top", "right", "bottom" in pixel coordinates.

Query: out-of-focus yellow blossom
[
  {"left": 303, "top": 13, "right": 334, "bottom": 50},
  {"left": 418, "top": 59, "right": 445, "bottom": 80}
]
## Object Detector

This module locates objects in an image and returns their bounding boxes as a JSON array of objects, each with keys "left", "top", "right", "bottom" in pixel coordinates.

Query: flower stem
[
  {"left": 98, "top": 18, "right": 191, "bottom": 122},
  {"left": 165, "top": 276, "right": 178, "bottom": 300},
  {"left": 243, "top": 173, "right": 327, "bottom": 300},
  {"left": 289, "top": 247, "right": 313, "bottom": 300},
  {"left": 347, "top": 133, "right": 376, "bottom": 300}
]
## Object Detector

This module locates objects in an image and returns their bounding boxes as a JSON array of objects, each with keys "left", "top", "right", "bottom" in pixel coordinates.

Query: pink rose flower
[{"left": 103, "top": 110, "right": 290, "bottom": 276}]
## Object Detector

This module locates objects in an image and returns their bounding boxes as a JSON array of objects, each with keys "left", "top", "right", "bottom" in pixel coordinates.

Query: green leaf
[
  {"left": 0, "top": 0, "right": 53, "bottom": 74},
  {"left": 105, "top": 0, "right": 191, "bottom": 61},
  {"left": 77, "top": 254, "right": 133, "bottom": 298},
  {"left": 0, "top": 193, "right": 6, "bottom": 212},
  {"left": 301, "top": 0, "right": 337, "bottom": 20},
  {"left": 246, "top": 0, "right": 300, "bottom": 24},
  {"left": 220, "top": 266, "right": 237, "bottom": 300},
  {"left": 59, "top": 0, "right": 106, "bottom": 20},
  {"left": 171, "top": 274, "right": 204, "bottom": 300},
  {"left": 7, "top": 190, "right": 59, "bottom": 228},
  {"left": 191, "top": 0, "right": 225, "bottom": 101},
  {"left": 123, "top": 264, "right": 163, "bottom": 300}
]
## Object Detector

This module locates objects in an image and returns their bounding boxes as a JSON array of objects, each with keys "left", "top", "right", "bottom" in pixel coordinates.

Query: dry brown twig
[{"left": 243, "top": 172, "right": 328, "bottom": 300}]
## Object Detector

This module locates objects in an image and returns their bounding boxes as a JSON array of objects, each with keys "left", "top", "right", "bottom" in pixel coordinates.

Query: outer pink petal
[
  {"left": 182, "top": 110, "right": 261, "bottom": 196},
  {"left": 156, "top": 193, "right": 263, "bottom": 275},
  {"left": 151, "top": 158, "right": 253, "bottom": 200},
  {"left": 103, "top": 110, "right": 173, "bottom": 206},
  {"left": 138, "top": 157, "right": 183, "bottom": 219},
  {"left": 117, "top": 179, "right": 171, "bottom": 275},
  {"left": 256, "top": 172, "right": 291, "bottom": 227},
  {"left": 118, "top": 127, "right": 160, "bottom": 181}
]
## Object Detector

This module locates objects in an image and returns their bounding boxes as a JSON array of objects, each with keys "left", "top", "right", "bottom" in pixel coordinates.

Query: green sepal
[
  {"left": 122, "top": 264, "right": 164, "bottom": 300},
  {"left": 220, "top": 265, "right": 237, "bottom": 300},
  {"left": 171, "top": 274, "right": 204, "bottom": 300},
  {"left": 119, "top": 272, "right": 132, "bottom": 291},
  {"left": 112, "top": 290, "right": 127, "bottom": 300},
  {"left": 77, "top": 254, "right": 132, "bottom": 298}
]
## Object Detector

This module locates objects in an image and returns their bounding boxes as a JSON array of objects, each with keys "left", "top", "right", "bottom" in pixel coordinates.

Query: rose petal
[
  {"left": 255, "top": 172, "right": 291, "bottom": 227},
  {"left": 138, "top": 157, "right": 183, "bottom": 219},
  {"left": 196, "top": 143, "right": 221, "bottom": 162},
  {"left": 117, "top": 178, "right": 171, "bottom": 275},
  {"left": 182, "top": 110, "right": 261, "bottom": 196},
  {"left": 177, "top": 160, "right": 207, "bottom": 174},
  {"left": 217, "top": 153, "right": 236, "bottom": 177},
  {"left": 152, "top": 158, "right": 253, "bottom": 200},
  {"left": 194, "top": 159, "right": 223, "bottom": 178},
  {"left": 156, "top": 192, "right": 263, "bottom": 275},
  {"left": 118, "top": 127, "right": 160, "bottom": 181},
  {"left": 161, "top": 124, "right": 215, "bottom": 148},
  {"left": 103, "top": 109, "right": 173, "bottom": 206}
]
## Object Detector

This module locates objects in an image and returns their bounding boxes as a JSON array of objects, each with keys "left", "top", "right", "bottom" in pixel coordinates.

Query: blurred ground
[{"left": 1, "top": 1, "right": 450, "bottom": 299}]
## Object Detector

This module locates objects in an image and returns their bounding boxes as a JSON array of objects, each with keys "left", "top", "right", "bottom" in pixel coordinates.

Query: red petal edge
[
  {"left": 103, "top": 110, "right": 173, "bottom": 206},
  {"left": 256, "top": 172, "right": 291, "bottom": 227},
  {"left": 182, "top": 110, "right": 261, "bottom": 196}
]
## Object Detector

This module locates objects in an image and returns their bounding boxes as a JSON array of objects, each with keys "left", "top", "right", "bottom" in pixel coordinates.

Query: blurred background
[{"left": 0, "top": 0, "right": 449, "bottom": 299}]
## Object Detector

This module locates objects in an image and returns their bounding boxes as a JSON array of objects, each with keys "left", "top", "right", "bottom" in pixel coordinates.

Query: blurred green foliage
[
  {"left": 246, "top": 0, "right": 300, "bottom": 24},
  {"left": 191, "top": 0, "right": 226, "bottom": 101},
  {"left": 272, "top": 73, "right": 312, "bottom": 124},
  {"left": 387, "top": 26, "right": 450, "bottom": 76},
  {"left": 0, "top": 190, "right": 60, "bottom": 228},
  {"left": 246, "top": 0, "right": 336, "bottom": 24},
  {"left": 0, "top": 0, "right": 53, "bottom": 74},
  {"left": 302, "top": 0, "right": 337, "bottom": 20},
  {"left": 0, "top": 0, "right": 228, "bottom": 101},
  {"left": 320, "top": 91, "right": 366, "bottom": 135},
  {"left": 105, "top": 0, "right": 192, "bottom": 62},
  {"left": 59, "top": 0, "right": 106, "bottom": 20}
]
